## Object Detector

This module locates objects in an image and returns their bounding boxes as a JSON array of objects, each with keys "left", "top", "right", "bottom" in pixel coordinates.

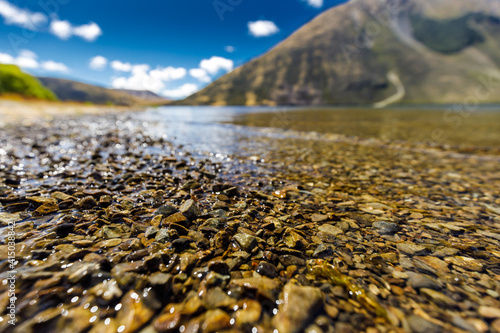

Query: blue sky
[{"left": 0, "top": 0, "right": 346, "bottom": 99}]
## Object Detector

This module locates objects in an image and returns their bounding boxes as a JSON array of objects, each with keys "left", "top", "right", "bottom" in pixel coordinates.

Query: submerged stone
[{"left": 273, "top": 283, "right": 323, "bottom": 333}]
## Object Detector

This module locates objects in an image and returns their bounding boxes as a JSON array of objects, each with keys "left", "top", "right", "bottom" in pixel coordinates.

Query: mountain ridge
[
  {"left": 178, "top": 0, "right": 500, "bottom": 106},
  {"left": 38, "top": 77, "right": 170, "bottom": 106}
]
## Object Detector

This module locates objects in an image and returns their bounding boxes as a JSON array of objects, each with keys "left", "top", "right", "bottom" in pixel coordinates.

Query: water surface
[{"left": 132, "top": 106, "right": 500, "bottom": 154}]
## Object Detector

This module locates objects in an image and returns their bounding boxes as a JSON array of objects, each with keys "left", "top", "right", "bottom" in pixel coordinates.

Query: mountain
[
  {"left": 38, "top": 77, "right": 169, "bottom": 106},
  {"left": 114, "top": 89, "right": 168, "bottom": 104},
  {"left": 180, "top": 0, "right": 500, "bottom": 106},
  {"left": 0, "top": 64, "right": 57, "bottom": 101}
]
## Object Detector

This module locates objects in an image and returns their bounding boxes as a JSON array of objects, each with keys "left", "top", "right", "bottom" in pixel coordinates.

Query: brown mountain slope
[
  {"left": 179, "top": 0, "right": 500, "bottom": 106},
  {"left": 38, "top": 77, "right": 170, "bottom": 106}
]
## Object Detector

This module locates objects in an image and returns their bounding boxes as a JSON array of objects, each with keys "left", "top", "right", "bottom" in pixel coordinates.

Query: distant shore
[{"left": 0, "top": 98, "right": 139, "bottom": 127}]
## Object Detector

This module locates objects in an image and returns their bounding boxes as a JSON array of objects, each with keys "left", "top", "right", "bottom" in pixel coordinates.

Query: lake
[{"left": 130, "top": 106, "right": 500, "bottom": 158}]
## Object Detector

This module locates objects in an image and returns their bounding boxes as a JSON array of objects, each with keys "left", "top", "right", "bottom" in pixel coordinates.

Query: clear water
[{"left": 131, "top": 106, "right": 500, "bottom": 155}]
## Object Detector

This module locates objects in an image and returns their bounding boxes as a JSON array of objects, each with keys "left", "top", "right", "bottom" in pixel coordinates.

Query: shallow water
[
  {"left": 130, "top": 106, "right": 295, "bottom": 156},
  {"left": 133, "top": 106, "right": 500, "bottom": 154}
]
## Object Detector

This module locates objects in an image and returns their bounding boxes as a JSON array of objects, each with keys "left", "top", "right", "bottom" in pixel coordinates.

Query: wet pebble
[
  {"left": 273, "top": 283, "right": 324, "bottom": 333},
  {"left": 372, "top": 221, "right": 400, "bottom": 235},
  {"left": 180, "top": 199, "right": 200, "bottom": 220},
  {"left": 75, "top": 196, "right": 97, "bottom": 209},
  {"left": 234, "top": 233, "right": 257, "bottom": 251},
  {"left": 408, "top": 315, "right": 442, "bottom": 333},
  {"left": 155, "top": 204, "right": 178, "bottom": 217},
  {"left": 408, "top": 272, "right": 440, "bottom": 290},
  {"left": 256, "top": 261, "right": 277, "bottom": 278},
  {"left": 397, "top": 242, "right": 427, "bottom": 255},
  {"left": 445, "top": 256, "right": 484, "bottom": 272},
  {"left": 478, "top": 306, "right": 500, "bottom": 319}
]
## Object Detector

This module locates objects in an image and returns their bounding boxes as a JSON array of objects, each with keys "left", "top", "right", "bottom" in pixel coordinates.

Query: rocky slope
[{"left": 180, "top": 0, "right": 500, "bottom": 106}]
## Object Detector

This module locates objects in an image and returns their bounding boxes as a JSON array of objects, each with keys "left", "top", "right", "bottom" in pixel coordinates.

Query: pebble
[
  {"left": 420, "top": 288, "right": 456, "bottom": 307},
  {"left": 234, "top": 300, "right": 262, "bottom": 326},
  {"left": 372, "top": 221, "right": 400, "bottom": 235},
  {"left": 145, "top": 226, "right": 159, "bottom": 238},
  {"left": 445, "top": 256, "right": 484, "bottom": 272},
  {"left": 318, "top": 224, "right": 343, "bottom": 236},
  {"left": 155, "top": 204, "right": 178, "bottom": 217},
  {"left": 478, "top": 306, "right": 500, "bottom": 319},
  {"left": 408, "top": 315, "right": 442, "bottom": 333},
  {"left": 202, "top": 309, "right": 232, "bottom": 332},
  {"left": 285, "top": 228, "right": 308, "bottom": 249},
  {"left": 452, "top": 315, "right": 480, "bottom": 333},
  {"left": 311, "top": 214, "right": 328, "bottom": 222},
  {"left": 116, "top": 290, "right": 156, "bottom": 333},
  {"left": 149, "top": 272, "right": 173, "bottom": 287},
  {"left": 279, "top": 254, "right": 306, "bottom": 267},
  {"left": 273, "top": 283, "right": 323, "bottom": 333},
  {"left": 397, "top": 242, "right": 427, "bottom": 255},
  {"left": 0, "top": 212, "right": 21, "bottom": 225},
  {"left": 181, "top": 180, "right": 201, "bottom": 191},
  {"left": 414, "top": 256, "right": 449, "bottom": 274},
  {"left": 234, "top": 233, "right": 257, "bottom": 251},
  {"left": 256, "top": 261, "right": 277, "bottom": 278},
  {"left": 313, "top": 243, "right": 334, "bottom": 258},
  {"left": 154, "top": 312, "right": 181, "bottom": 332},
  {"left": 492, "top": 319, "right": 500, "bottom": 333},
  {"left": 229, "top": 277, "right": 281, "bottom": 300},
  {"left": 408, "top": 272, "right": 440, "bottom": 290},
  {"left": 33, "top": 202, "right": 59, "bottom": 216},
  {"left": 163, "top": 212, "right": 188, "bottom": 226},
  {"left": 203, "top": 287, "right": 234, "bottom": 309},
  {"left": 75, "top": 196, "right": 97, "bottom": 209},
  {"left": 179, "top": 199, "right": 200, "bottom": 219}
]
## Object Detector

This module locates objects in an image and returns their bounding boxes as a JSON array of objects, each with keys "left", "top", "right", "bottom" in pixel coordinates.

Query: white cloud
[
  {"left": 49, "top": 19, "right": 102, "bottom": 42},
  {"left": 200, "top": 56, "right": 233, "bottom": 75},
  {"left": 248, "top": 20, "right": 279, "bottom": 37},
  {"left": 112, "top": 75, "right": 162, "bottom": 94},
  {"left": 112, "top": 76, "right": 144, "bottom": 91},
  {"left": 111, "top": 63, "right": 186, "bottom": 94},
  {"left": 225, "top": 46, "right": 235, "bottom": 53},
  {"left": 0, "top": 49, "right": 38, "bottom": 68},
  {"left": 0, "top": 0, "right": 47, "bottom": 30},
  {"left": 49, "top": 19, "right": 72, "bottom": 40},
  {"left": 189, "top": 56, "right": 233, "bottom": 83},
  {"left": 111, "top": 60, "right": 132, "bottom": 72},
  {"left": 303, "top": 0, "right": 323, "bottom": 8},
  {"left": 131, "top": 64, "right": 150, "bottom": 74},
  {"left": 41, "top": 60, "right": 68, "bottom": 72},
  {"left": 0, "top": 49, "right": 68, "bottom": 72},
  {"left": 0, "top": 1, "right": 102, "bottom": 41},
  {"left": 73, "top": 22, "right": 102, "bottom": 42},
  {"left": 0, "top": 52, "right": 14, "bottom": 64},
  {"left": 15, "top": 49, "right": 38, "bottom": 69},
  {"left": 162, "top": 84, "right": 198, "bottom": 99},
  {"left": 150, "top": 66, "right": 187, "bottom": 81},
  {"left": 189, "top": 68, "right": 211, "bottom": 83},
  {"left": 89, "top": 56, "right": 108, "bottom": 70},
  {"left": 112, "top": 72, "right": 163, "bottom": 94}
]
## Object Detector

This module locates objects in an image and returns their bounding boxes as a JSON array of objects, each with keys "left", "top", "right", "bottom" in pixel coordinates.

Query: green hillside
[{"left": 0, "top": 64, "right": 57, "bottom": 101}]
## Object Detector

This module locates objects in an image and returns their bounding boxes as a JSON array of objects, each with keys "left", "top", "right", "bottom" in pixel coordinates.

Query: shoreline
[{"left": 0, "top": 98, "right": 142, "bottom": 127}]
